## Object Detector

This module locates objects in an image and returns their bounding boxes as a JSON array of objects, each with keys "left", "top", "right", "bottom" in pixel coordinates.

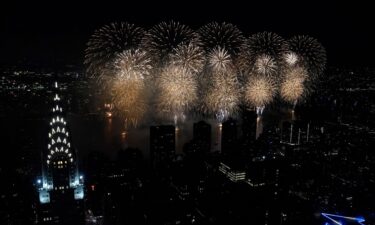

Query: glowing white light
[
  {"left": 70, "top": 158, "right": 73, "bottom": 162},
  {"left": 51, "top": 150, "right": 55, "bottom": 155},
  {"left": 57, "top": 137, "right": 61, "bottom": 143},
  {"left": 55, "top": 82, "right": 58, "bottom": 88},
  {"left": 51, "top": 139, "right": 55, "bottom": 145},
  {"left": 56, "top": 127, "right": 60, "bottom": 132},
  {"left": 48, "top": 144, "right": 51, "bottom": 149},
  {"left": 65, "top": 149, "right": 68, "bottom": 153}
]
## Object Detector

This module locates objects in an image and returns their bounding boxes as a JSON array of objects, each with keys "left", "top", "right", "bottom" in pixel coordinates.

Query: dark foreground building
[{"left": 35, "top": 82, "right": 84, "bottom": 225}]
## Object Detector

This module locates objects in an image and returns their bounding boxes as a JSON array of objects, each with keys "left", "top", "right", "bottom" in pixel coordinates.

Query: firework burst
[
  {"left": 112, "top": 49, "right": 152, "bottom": 80},
  {"left": 169, "top": 42, "right": 205, "bottom": 74},
  {"left": 254, "top": 54, "right": 278, "bottom": 76},
  {"left": 283, "top": 51, "right": 299, "bottom": 66},
  {"left": 280, "top": 66, "right": 308, "bottom": 105},
  {"left": 156, "top": 65, "right": 198, "bottom": 122},
  {"left": 108, "top": 49, "right": 152, "bottom": 127},
  {"left": 143, "top": 21, "right": 197, "bottom": 64},
  {"left": 288, "top": 35, "right": 326, "bottom": 77},
  {"left": 85, "top": 22, "right": 145, "bottom": 77},
  {"left": 238, "top": 32, "right": 288, "bottom": 73},
  {"left": 208, "top": 47, "right": 233, "bottom": 73},
  {"left": 204, "top": 71, "right": 241, "bottom": 122},
  {"left": 111, "top": 79, "right": 148, "bottom": 128},
  {"left": 198, "top": 22, "right": 245, "bottom": 55},
  {"left": 244, "top": 75, "right": 277, "bottom": 109}
]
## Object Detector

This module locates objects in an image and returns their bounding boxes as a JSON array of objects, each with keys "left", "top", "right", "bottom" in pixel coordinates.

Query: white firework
[
  {"left": 284, "top": 52, "right": 299, "bottom": 66},
  {"left": 157, "top": 64, "right": 198, "bottom": 121},
  {"left": 113, "top": 49, "right": 152, "bottom": 80},
  {"left": 254, "top": 54, "right": 277, "bottom": 76},
  {"left": 170, "top": 42, "right": 205, "bottom": 74},
  {"left": 208, "top": 47, "right": 233, "bottom": 73}
]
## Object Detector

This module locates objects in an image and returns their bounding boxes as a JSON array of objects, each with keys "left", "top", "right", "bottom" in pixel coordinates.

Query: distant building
[
  {"left": 218, "top": 162, "right": 246, "bottom": 183},
  {"left": 35, "top": 82, "right": 84, "bottom": 225},
  {"left": 193, "top": 121, "right": 211, "bottom": 152},
  {"left": 221, "top": 118, "right": 238, "bottom": 155},
  {"left": 150, "top": 125, "right": 175, "bottom": 167},
  {"left": 241, "top": 109, "right": 257, "bottom": 141}
]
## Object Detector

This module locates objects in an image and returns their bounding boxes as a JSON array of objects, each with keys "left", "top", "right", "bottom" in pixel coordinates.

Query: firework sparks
[
  {"left": 204, "top": 69, "right": 241, "bottom": 122},
  {"left": 170, "top": 42, "right": 205, "bottom": 74},
  {"left": 85, "top": 22, "right": 145, "bottom": 77},
  {"left": 113, "top": 49, "right": 152, "bottom": 80},
  {"left": 238, "top": 32, "right": 288, "bottom": 73},
  {"left": 157, "top": 65, "right": 198, "bottom": 123},
  {"left": 280, "top": 66, "right": 308, "bottom": 105},
  {"left": 208, "top": 47, "right": 233, "bottom": 73},
  {"left": 288, "top": 35, "right": 326, "bottom": 77},
  {"left": 254, "top": 54, "right": 278, "bottom": 76},
  {"left": 143, "top": 21, "right": 197, "bottom": 64},
  {"left": 111, "top": 78, "right": 148, "bottom": 128},
  {"left": 108, "top": 49, "right": 152, "bottom": 127},
  {"left": 198, "top": 22, "right": 245, "bottom": 55},
  {"left": 244, "top": 75, "right": 277, "bottom": 109},
  {"left": 283, "top": 52, "right": 299, "bottom": 66}
]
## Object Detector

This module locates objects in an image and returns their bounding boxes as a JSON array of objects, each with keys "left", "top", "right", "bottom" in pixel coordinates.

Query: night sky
[{"left": 1, "top": 1, "right": 374, "bottom": 67}]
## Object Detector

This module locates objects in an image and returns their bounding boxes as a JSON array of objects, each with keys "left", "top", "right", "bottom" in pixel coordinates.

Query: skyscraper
[
  {"left": 221, "top": 118, "right": 238, "bottom": 155},
  {"left": 35, "top": 82, "right": 84, "bottom": 225},
  {"left": 193, "top": 120, "right": 211, "bottom": 153},
  {"left": 150, "top": 125, "right": 175, "bottom": 168}
]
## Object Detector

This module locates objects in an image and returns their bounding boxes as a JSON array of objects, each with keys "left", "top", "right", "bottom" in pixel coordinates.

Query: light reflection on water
[{"left": 69, "top": 115, "right": 229, "bottom": 159}]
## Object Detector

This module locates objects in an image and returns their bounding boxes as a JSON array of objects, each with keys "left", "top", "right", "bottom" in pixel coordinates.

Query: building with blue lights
[
  {"left": 35, "top": 82, "right": 84, "bottom": 225},
  {"left": 321, "top": 213, "right": 365, "bottom": 225}
]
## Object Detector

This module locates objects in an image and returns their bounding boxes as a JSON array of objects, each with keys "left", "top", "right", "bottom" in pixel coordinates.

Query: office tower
[{"left": 35, "top": 82, "right": 84, "bottom": 225}]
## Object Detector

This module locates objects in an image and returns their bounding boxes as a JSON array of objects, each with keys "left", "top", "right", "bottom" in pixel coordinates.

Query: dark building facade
[
  {"left": 150, "top": 125, "right": 175, "bottom": 167},
  {"left": 35, "top": 82, "right": 84, "bottom": 225},
  {"left": 193, "top": 120, "right": 211, "bottom": 153},
  {"left": 221, "top": 118, "right": 238, "bottom": 155}
]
